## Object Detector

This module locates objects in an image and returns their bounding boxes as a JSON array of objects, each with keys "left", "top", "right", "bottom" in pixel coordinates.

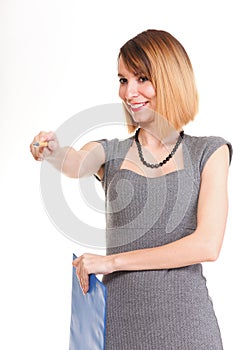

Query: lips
[{"left": 127, "top": 101, "right": 148, "bottom": 112}]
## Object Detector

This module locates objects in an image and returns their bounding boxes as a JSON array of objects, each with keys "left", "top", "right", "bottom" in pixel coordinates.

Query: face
[{"left": 118, "top": 56, "right": 156, "bottom": 124}]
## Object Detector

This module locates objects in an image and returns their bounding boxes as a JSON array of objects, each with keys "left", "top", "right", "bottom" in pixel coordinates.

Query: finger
[
  {"left": 30, "top": 132, "right": 46, "bottom": 160},
  {"left": 38, "top": 131, "right": 50, "bottom": 140},
  {"left": 30, "top": 131, "right": 58, "bottom": 161},
  {"left": 42, "top": 147, "right": 51, "bottom": 158},
  {"left": 83, "top": 275, "right": 89, "bottom": 294},
  {"left": 30, "top": 142, "right": 40, "bottom": 160},
  {"left": 33, "top": 147, "right": 43, "bottom": 161},
  {"left": 80, "top": 273, "right": 89, "bottom": 295},
  {"left": 75, "top": 265, "right": 89, "bottom": 295},
  {"left": 72, "top": 257, "right": 81, "bottom": 267},
  {"left": 33, "top": 131, "right": 54, "bottom": 148},
  {"left": 76, "top": 271, "right": 86, "bottom": 295},
  {"left": 37, "top": 151, "right": 45, "bottom": 161},
  {"left": 47, "top": 140, "right": 57, "bottom": 152},
  {"left": 40, "top": 133, "right": 58, "bottom": 153},
  {"left": 40, "top": 131, "right": 56, "bottom": 143}
]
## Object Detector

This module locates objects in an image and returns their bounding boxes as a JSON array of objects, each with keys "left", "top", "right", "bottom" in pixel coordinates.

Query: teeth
[{"left": 129, "top": 103, "right": 145, "bottom": 109}]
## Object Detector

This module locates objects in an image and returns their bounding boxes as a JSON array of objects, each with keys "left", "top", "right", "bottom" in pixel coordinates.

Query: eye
[
  {"left": 119, "top": 77, "right": 127, "bottom": 84},
  {"left": 138, "top": 76, "right": 148, "bottom": 83}
]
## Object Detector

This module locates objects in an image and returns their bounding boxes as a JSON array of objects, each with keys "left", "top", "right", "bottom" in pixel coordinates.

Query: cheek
[
  {"left": 118, "top": 86, "right": 124, "bottom": 100},
  {"left": 145, "top": 85, "right": 156, "bottom": 99},
  {"left": 144, "top": 85, "right": 156, "bottom": 108}
]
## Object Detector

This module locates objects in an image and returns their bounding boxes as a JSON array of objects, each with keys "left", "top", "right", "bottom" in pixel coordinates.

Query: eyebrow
[{"left": 118, "top": 71, "right": 143, "bottom": 78}]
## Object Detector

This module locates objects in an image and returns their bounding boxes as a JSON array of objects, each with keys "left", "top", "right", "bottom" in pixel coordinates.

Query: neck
[{"left": 137, "top": 127, "right": 182, "bottom": 148}]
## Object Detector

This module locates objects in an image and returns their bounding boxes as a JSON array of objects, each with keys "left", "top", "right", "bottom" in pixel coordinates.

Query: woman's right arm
[{"left": 30, "top": 131, "right": 105, "bottom": 179}]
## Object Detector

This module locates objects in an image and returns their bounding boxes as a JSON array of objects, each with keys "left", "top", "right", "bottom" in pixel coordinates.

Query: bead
[{"left": 135, "top": 128, "right": 184, "bottom": 169}]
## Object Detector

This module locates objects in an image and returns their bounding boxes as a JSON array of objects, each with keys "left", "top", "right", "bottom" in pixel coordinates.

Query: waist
[
  {"left": 105, "top": 226, "right": 196, "bottom": 254},
  {"left": 103, "top": 263, "right": 204, "bottom": 289}
]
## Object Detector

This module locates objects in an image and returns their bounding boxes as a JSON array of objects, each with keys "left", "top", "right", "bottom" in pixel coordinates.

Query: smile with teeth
[{"left": 127, "top": 102, "right": 148, "bottom": 111}]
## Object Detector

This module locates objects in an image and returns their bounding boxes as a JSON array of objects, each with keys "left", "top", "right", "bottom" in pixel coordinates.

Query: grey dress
[{"left": 95, "top": 133, "right": 232, "bottom": 350}]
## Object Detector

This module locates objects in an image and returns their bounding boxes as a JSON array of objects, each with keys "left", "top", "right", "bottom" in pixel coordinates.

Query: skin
[
  {"left": 30, "top": 58, "right": 230, "bottom": 295},
  {"left": 73, "top": 143, "right": 229, "bottom": 295},
  {"left": 118, "top": 56, "right": 157, "bottom": 133}
]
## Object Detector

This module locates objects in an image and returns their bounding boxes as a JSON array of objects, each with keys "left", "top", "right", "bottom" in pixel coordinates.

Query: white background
[{"left": 0, "top": 0, "right": 232, "bottom": 349}]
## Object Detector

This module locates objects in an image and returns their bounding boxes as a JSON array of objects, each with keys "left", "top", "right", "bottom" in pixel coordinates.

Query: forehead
[
  {"left": 118, "top": 56, "right": 129, "bottom": 73},
  {"left": 118, "top": 56, "right": 143, "bottom": 76}
]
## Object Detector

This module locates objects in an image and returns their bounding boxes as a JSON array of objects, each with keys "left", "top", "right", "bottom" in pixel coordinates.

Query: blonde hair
[{"left": 119, "top": 29, "right": 199, "bottom": 135}]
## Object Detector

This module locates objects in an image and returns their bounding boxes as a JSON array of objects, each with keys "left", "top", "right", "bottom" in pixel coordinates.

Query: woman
[{"left": 30, "top": 30, "right": 232, "bottom": 349}]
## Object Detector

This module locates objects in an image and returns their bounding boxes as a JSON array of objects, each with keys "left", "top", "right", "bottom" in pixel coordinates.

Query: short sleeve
[{"left": 199, "top": 136, "right": 232, "bottom": 174}]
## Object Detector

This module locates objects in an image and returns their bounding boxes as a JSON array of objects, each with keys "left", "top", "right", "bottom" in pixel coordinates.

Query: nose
[{"left": 124, "top": 80, "right": 139, "bottom": 100}]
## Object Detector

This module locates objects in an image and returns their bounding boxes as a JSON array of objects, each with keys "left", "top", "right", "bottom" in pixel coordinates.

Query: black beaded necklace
[{"left": 134, "top": 128, "right": 184, "bottom": 168}]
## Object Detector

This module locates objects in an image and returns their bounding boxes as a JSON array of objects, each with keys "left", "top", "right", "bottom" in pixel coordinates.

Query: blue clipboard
[{"left": 69, "top": 254, "right": 107, "bottom": 350}]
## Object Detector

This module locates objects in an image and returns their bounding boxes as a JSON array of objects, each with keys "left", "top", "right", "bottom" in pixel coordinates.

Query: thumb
[{"left": 47, "top": 140, "right": 58, "bottom": 151}]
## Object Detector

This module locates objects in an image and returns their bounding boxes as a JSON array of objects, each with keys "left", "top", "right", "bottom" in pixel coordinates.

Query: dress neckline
[{"left": 117, "top": 134, "right": 187, "bottom": 180}]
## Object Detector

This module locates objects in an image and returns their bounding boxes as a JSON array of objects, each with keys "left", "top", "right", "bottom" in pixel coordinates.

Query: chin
[{"left": 131, "top": 108, "right": 155, "bottom": 124}]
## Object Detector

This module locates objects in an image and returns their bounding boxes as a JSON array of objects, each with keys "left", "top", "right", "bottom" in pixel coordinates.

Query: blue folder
[{"left": 69, "top": 254, "right": 107, "bottom": 350}]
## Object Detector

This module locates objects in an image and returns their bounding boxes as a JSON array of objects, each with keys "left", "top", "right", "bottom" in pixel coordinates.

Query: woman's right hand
[{"left": 30, "top": 131, "right": 59, "bottom": 161}]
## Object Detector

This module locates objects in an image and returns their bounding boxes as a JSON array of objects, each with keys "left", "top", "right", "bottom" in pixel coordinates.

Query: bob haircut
[{"left": 118, "top": 29, "right": 199, "bottom": 136}]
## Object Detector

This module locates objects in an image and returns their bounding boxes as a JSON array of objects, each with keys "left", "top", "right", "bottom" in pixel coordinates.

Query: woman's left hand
[{"left": 72, "top": 253, "right": 114, "bottom": 294}]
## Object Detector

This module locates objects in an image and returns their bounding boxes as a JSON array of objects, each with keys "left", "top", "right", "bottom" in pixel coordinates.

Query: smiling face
[
  {"left": 118, "top": 56, "right": 157, "bottom": 125},
  {"left": 118, "top": 30, "right": 198, "bottom": 135}
]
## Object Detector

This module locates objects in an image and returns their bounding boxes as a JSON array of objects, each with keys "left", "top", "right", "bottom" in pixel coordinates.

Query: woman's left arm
[{"left": 74, "top": 144, "right": 230, "bottom": 294}]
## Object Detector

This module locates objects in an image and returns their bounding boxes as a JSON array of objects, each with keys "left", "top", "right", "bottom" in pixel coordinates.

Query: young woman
[{"left": 30, "top": 29, "right": 232, "bottom": 349}]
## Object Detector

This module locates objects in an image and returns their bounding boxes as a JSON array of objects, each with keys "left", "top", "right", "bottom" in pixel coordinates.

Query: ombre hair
[{"left": 119, "top": 29, "right": 199, "bottom": 135}]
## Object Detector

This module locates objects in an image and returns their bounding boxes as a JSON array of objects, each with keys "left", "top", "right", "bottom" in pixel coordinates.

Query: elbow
[
  {"left": 204, "top": 241, "right": 222, "bottom": 262},
  {"left": 206, "top": 250, "right": 219, "bottom": 262},
  {"left": 194, "top": 227, "right": 224, "bottom": 263}
]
